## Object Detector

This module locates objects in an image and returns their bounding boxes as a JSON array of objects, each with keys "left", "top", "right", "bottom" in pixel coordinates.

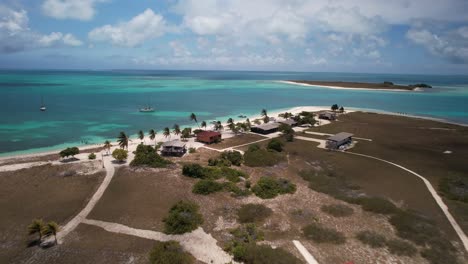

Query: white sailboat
[
  {"left": 40, "top": 96, "right": 46, "bottom": 111},
  {"left": 139, "top": 98, "right": 155, "bottom": 112}
]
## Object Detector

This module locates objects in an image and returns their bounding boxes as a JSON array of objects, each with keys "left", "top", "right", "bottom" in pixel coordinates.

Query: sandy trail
[
  {"left": 293, "top": 240, "right": 319, "bottom": 264},
  {"left": 82, "top": 219, "right": 236, "bottom": 264},
  {"left": 295, "top": 136, "right": 327, "bottom": 149},
  {"left": 346, "top": 151, "right": 468, "bottom": 252}
]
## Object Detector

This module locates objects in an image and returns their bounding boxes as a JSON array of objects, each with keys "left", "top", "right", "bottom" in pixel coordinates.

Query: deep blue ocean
[{"left": 1, "top": 70, "right": 467, "bottom": 156}]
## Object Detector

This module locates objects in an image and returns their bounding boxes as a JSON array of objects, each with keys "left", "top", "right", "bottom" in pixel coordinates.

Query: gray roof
[
  {"left": 162, "top": 140, "right": 186, "bottom": 147},
  {"left": 278, "top": 119, "right": 297, "bottom": 126},
  {"left": 327, "top": 132, "right": 353, "bottom": 142},
  {"left": 253, "top": 122, "right": 280, "bottom": 131}
]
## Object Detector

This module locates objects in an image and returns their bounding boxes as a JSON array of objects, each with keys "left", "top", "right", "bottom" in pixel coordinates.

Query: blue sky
[{"left": 1, "top": 0, "right": 468, "bottom": 74}]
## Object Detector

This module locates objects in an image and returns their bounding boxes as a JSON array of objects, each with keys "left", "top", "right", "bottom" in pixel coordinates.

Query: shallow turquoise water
[{"left": 1, "top": 70, "right": 467, "bottom": 156}]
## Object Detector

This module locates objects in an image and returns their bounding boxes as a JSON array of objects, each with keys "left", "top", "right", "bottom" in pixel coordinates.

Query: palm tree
[
  {"left": 173, "top": 124, "right": 181, "bottom": 137},
  {"left": 117, "top": 132, "right": 129, "bottom": 149},
  {"left": 138, "top": 130, "right": 145, "bottom": 144},
  {"left": 163, "top": 127, "right": 171, "bottom": 140},
  {"left": 190, "top": 113, "right": 200, "bottom": 128},
  {"left": 103, "top": 140, "right": 112, "bottom": 155},
  {"left": 261, "top": 109, "right": 268, "bottom": 117},
  {"left": 201, "top": 121, "right": 207, "bottom": 130},
  {"left": 43, "top": 221, "right": 59, "bottom": 245},
  {"left": 149, "top": 129, "right": 156, "bottom": 143},
  {"left": 227, "top": 118, "right": 234, "bottom": 126},
  {"left": 28, "top": 219, "right": 45, "bottom": 242},
  {"left": 215, "top": 121, "right": 224, "bottom": 131},
  {"left": 246, "top": 118, "right": 251, "bottom": 130}
]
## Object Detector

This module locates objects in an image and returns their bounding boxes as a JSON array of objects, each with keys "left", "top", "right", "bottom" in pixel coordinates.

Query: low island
[{"left": 284, "top": 80, "right": 432, "bottom": 91}]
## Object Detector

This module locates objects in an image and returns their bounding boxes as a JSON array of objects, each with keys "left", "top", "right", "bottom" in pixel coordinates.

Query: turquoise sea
[{"left": 1, "top": 70, "right": 468, "bottom": 156}]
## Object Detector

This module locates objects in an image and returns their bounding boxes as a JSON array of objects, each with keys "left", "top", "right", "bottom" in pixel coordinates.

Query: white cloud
[
  {"left": 42, "top": 0, "right": 106, "bottom": 21},
  {"left": 169, "top": 41, "right": 191, "bottom": 57},
  {"left": 89, "top": 9, "right": 167, "bottom": 47},
  {"left": 0, "top": 5, "right": 83, "bottom": 53}
]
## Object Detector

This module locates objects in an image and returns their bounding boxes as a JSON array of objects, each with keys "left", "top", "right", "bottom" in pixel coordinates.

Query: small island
[{"left": 285, "top": 80, "right": 432, "bottom": 91}]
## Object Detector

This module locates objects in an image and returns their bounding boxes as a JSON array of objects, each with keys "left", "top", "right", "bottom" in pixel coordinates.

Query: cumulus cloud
[
  {"left": 88, "top": 9, "right": 166, "bottom": 47},
  {"left": 406, "top": 27, "right": 468, "bottom": 63},
  {"left": 169, "top": 41, "right": 191, "bottom": 57},
  {"left": 42, "top": 0, "right": 107, "bottom": 21},
  {"left": 0, "top": 5, "right": 83, "bottom": 53}
]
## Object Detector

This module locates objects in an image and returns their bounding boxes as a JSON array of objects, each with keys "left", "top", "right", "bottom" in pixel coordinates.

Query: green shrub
[
  {"left": 252, "top": 177, "right": 296, "bottom": 199},
  {"left": 130, "top": 144, "right": 172, "bottom": 168},
  {"left": 321, "top": 204, "right": 354, "bottom": 217},
  {"left": 356, "top": 197, "right": 399, "bottom": 215},
  {"left": 208, "top": 158, "right": 232, "bottom": 167},
  {"left": 220, "top": 151, "right": 243, "bottom": 166},
  {"left": 438, "top": 174, "right": 468, "bottom": 202},
  {"left": 241, "top": 244, "right": 302, "bottom": 264},
  {"left": 149, "top": 241, "right": 194, "bottom": 264},
  {"left": 385, "top": 239, "right": 417, "bottom": 256},
  {"left": 188, "top": 147, "right": 196, "bottom": 154},
  {"left": 112, "top": 148, "right": 128, "bottom": 162},
  {"left": 389, "top": 210, "right": 440, "bottom": 246},
  {"left": 244, "top": 146, "right": 283, "bottom": 167},
  {"left": 223, "top": 182, "right": 251, "bottom": 197},
  {"left": 163, "top": 201, "right": 203, "bottom": 234},
  {"left": 182, "top": 163, "right": 205, "bottom": 178},
  {"left": 245, "top": 180, "right": 251, "bottom": 189},
  {"left": 355, "top": 231, "right": 387, "bottom": 248},
  {"left": 59, "top": 146, "right": 80, "bottom": 158},
  {"left": 267, "top": 139, "right": 284, "bottom": 152},
  {"left": 302, "top": 223, "right": 346, "bottom": 244},
  {"left": 192, "top": 180, "right": 223, "bottom": 195},
  {"left": 88, "top": 152, "right": 96, "bottom": 160},
  {"left": 238, "top": 204, "right": 273, "bottom": 223}
]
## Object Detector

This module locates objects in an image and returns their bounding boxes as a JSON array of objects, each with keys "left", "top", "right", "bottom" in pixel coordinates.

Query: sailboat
[
  {"left": 40, "top": 96, "right": 46, "bottom": 111},
  {"left": 139, "top": 98, "right": 155, "bottom": 112}
]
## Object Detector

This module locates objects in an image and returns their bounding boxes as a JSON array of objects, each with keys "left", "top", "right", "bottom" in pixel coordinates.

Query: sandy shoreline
[
  {"left": 278, "top": 80, "right": 421, "bottom": 92},
  {"left": 0, "top": 105, "right": 465, "bottom": 161}
]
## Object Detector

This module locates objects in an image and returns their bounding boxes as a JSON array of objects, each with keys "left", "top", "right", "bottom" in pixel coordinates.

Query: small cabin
[
  {"left": 319, "top": 112, "right": 336, "bottom": 121},
  {"left": 326, "top": 132, "right": 353, "bottom": 150},
  {"left": 161, "top": 140, "right": 186, "bottom": 156},
  {"left": 251, "top": 123, "right": 280, "bottom": 135},
  {"left": 278, "top": 119, "right": 298, "bottom": 127},
  {"left": 197, "top": 131, "right": 222, "bottom": 144}
]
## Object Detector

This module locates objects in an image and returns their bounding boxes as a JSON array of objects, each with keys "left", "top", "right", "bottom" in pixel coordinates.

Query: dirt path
[
  {"left": 51, "top": 153, "right": 116, "bottom": 244},
  {"left": 82, "top": 219, "right": 236, "bottom": 264},
  {"left": 346, "top": 151, "right": 468, "bottom": 252},
  {"left": 293, "top": 240, "right": 319, "bottom": 264},
  {"left": 295, "top": 136, "right": 327, "bottom": 148}
]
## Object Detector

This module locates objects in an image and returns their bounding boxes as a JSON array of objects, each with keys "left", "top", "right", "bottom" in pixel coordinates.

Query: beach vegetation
[
  {"left": 245, "top": 180, "right": 251, "bottom": 189},
  {"left": 238, "top": 244, "right": 301, "bottom": 264},
  {"left": 149, "top": 241, "right": 194, "bottom": 264},
  {"left": 279, "top": 124, "right": 295, "bottom": 141},
  {"left": 138, "top": 130, "right": 144, "bottom": 144},
  {"left": 267, "top": 138, "right": 284, "bottom": 152},
  {"left": 117, "top": 131, "right": 129, "bottom": 149},
  {"left": 172, "top": 124, "right": 181, "bottom": 137},
  {"left": 88, "top": 153, "right": 96, "bottom": 160},
  {"left": 237, "top": 204, "right": 272, "bottom": 223},
  {"left": 220, "top": 150, "right": 243, "bottom": 166},
  {"left": 214, "top": 121, "right": 223, "bottom": 131},
  {"left": 385, "top": 238, "right": 417, "bottom": 256},
  {"left": 383, "top": 81, "right": 394, "bottom": 86},
  {"left": 181, "top": 128, "right": 191, "bottom": 141},
  {"left": 163, "top": 201, "right": 203, "bottom": 234},
  {"left": 223, "top": 182, "right": 251, "bottom": 197},
  {"left": 252, "top": 176, "right": 296, "bottom": 199},
  {"left": 302, "top": 222, "right": 346, "bottom": 244},
  {"left": 182, "top": 163, "right": 205, "bottom": 178},
  {"left": 201, "top": 120, "right": 207, "bottom": 130},
  {"left": 438, "top": 173, "right": 468, "bottom": 202},
  {"left": 43, "top": 221, "right": 59, "bottom": 245},
  {"left": 103, "top": 140, "right": 112, "bottom": 154},
  {"left": 298, "top": 169, "right": 358, "bottom": 202},
  {"left": 112, "top": 148, "right": 128, "bottom": 162},
  {"left": 130, "top": 144, "right": 172, "bottom": 168},
  {"left": 409, "top": 83, "right": 432, "bottom": 88},
  {"left": 188, "top": 147, "right": 196, "bottom": 153},
  {"left": 243, "top": 144, "right": 284, "bottom": 167},
  {"left": 192, "top": 179, "right": 224, "bottom": 195},
  {"left": 339, "top": 106, "right": 344, "bottom": 112},
  {"left": 59, "top": 147, "right": 79, "bottom": 158},
  {"left": 331, "top": 104, "right": 339, "bottom": 112},
  {"left": 355, "top": 197, "right": 399, "bottom": 215},
  {"left": 355, "top": 230, "right": 386, "bottom": 248},
  {"left": 28, "top": 219, "right": 45, "bottom": 242},
  {"left": 189, "top": 113, "right": 199, "bottom": 128},
  {"left": 320, "top": 204, "right": 354, "bottom": 217},
  {"left": 293, "top": 111, "right": 317, "bottom": 126},
  {"left": 182, "top": 163, "right": 247, "bottom": 181},
  {"left": 163, "top": 127, "right": 171, "bottom": 139},
  {"left": 149, "top": 129, "right": 156, "bottom": 142}
]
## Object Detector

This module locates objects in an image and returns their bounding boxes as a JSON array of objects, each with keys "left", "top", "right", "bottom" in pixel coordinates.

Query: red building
[{"left": 196, "top": 131, "right": 222, "bottom": 144}]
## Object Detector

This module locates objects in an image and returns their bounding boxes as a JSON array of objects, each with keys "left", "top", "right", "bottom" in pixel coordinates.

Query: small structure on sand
[
  {"left": 161, "top": 140, "right": 187, "bottom": 156},
  {"left": 319, "top": 111, "right": 336, "bottom": 121},
  {"left": 251, "top": 123, "right": 280, "bottom": 135},
  {"left": 278, "top": 119, "right": 298, "bottom": 127},
  {"left": 197, "top": 131, "right": 222, "bottom": 144},
  {"left": 326, "top": 132, "right": 353, "bottom": 150}
]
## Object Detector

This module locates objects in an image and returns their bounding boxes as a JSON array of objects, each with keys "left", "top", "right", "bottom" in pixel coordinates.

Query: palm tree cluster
[
  {"left": 261, "top": 108, "right": 270, "bottom": 123},
  {"left": 117, "top": 131, "right": 130, "bottom": 149},
  {"left": 28, "top": 219, "right": 59, "bottom": 245}
]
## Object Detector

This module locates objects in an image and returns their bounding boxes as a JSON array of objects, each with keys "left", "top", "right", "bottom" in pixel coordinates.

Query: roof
[
  {"left": 253, "top": 122, "right": 280, "bottom": 131},
  {"left": 278, "top": 119, "right": 297, "bottom": 126},
  {"left": 197, "top": 130, "right": 221, "bottom": 137},
  {"left": 162, "top": 140, "right": 186, "bottom": 147},
  {"left": 327, "top": 132, "right": 354, "bottom": 142}
]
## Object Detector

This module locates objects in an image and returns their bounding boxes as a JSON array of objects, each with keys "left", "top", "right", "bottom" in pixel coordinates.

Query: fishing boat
[
  {"left": 139, "top": 106, "right": 155, "bottom": 112},
  {"left": 40, "top": 96, "right": 46, "bottom": 111}
]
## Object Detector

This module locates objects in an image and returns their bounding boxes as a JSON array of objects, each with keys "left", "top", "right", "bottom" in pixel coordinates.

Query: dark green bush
[
  {"left": 59, "top": 146, "right": 80, "bottom": 158},
  {"left": 252, "top": 177, "right": 296, "bottom": 199},
  {"left": 183, "top": 164, "right": 247, "bottom": 182},
  {"left": 438, "top": 174, "right": 468, "bottom": 202},
  {"left": 220, "top": 151, "right": 243, "bottom": 166},
  {"left": 223, "top": 182, "right": 251, "bottom": 197},
  {"left": 244, "top": 146, "right": 283, "bottom": 167},
  {"left": 267, "top": 139, "right": 284, "bottom": 152},
  {"left": 321, "top": 204, "right": 354, "bottom": 217},
  {"left": 149, "top": 241, "right": 194, "bottom": 264},
  {"left": 163, "top": 201, "right": 203, "bottom": 234},
  {"left": 302, "top": 223, "right": 346, "bottom": 244},
  {"left": 208, "top": 158, "right": 232, "bottom": 167},
  {"left": 192, "top": 180, "right": 224, "bottom": 195},
  {"left": 355, "top": 231, "right": 387, "bottom": 248},
  {"left": 188, "top": 147, "right": 196, "bottom": 154},
  {"left": 130, "top": 144, "right": 172, "bottom": 168},
  {"left": 241, "top": 244, "right": 302, "bottom": 264},
  {"left": 356, "top": 197, "right": 399, "bottom": 215},
  {"left": 88, "top": 152, "right": 96, "bottom": 160},
  {"left": 182, "top": 163, "right": 205, "bottom": 178},
  {"left": 238, "top": 204, "right": 273, "bottom": 223},
  {"left": 385, "top": 239, "right": 417, "bottom": 256}
]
